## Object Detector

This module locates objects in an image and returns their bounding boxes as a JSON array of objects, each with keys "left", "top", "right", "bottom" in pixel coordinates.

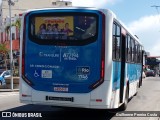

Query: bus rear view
[{"left": 20, "top": 8, "right": 106, "bottom": 109}]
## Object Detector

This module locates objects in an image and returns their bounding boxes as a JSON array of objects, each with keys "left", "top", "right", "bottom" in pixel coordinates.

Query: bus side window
[
  {"left": 112, "top": 23, "right": 116, "bottom": 60},
  {"left": 139, "top": 46, "right": 142, "bottom": 63},
  {"left": 129, "top": 37, "right": 132, "bottom": 62},
  {"left": 112, "top": 22, "right": 121, "bottom": 61},
  {"left": 137, "top": 45, "right": 140, "bottom": 63},
  {"left": 131, "top": 38, "right": 135, "bottom": 63},
  {"left": 126, "top": 35, "right": 131, "bottom": 62},
  {"left": 116, "top": 37, "right": 121, "bottom": 60},
  {"left": 134, "top": 42, "right": 137, "bottom": 63}
]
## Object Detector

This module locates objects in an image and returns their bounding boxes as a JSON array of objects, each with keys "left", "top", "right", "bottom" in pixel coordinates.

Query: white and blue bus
[{"left": 20, "top": 7, "right": 143, "bottom": 110}]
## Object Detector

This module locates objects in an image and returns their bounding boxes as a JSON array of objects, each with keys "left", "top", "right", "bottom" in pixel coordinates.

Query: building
[
  {"left": 1, "top": 0, "right": 72, "bottom": 21},
  {"left": 0, "top": 0, "right": 72, "bottom": 70},
  {"left": 0, "top": 0, "right": 72, "bottom": 45}
]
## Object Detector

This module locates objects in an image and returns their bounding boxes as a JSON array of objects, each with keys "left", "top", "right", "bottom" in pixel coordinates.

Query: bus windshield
[{"left": 29, "top": 14, "right": 98, "bottom": 42}]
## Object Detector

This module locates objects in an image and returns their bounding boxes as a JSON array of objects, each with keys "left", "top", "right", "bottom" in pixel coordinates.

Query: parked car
[
  {"left": 0, "top": 70, "right": 11, "bottom": 86},
  {"left": 145, "top": 70, "right": 155, "bottom": 77}
]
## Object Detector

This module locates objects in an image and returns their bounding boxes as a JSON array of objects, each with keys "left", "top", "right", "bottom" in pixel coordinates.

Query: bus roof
[
  {"left": 22, "top": 7, "right": 142, "bottom": 46},
  {"left": 23, "top": 7, "right": 114, "bottom": 15}
]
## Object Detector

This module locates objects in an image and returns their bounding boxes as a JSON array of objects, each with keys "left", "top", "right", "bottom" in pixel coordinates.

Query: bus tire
[
  {"left": 119, "top": 87, "right": 128, "bottom": 111},
  {"left": 139, "top": 79, "right": 142, "bottom": 88}
]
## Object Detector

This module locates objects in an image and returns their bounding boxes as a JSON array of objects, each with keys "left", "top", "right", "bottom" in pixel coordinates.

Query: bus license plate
[
  {"left": 54, "top": 87, "right": 68, "bottom": 92},
  {"left": 46, "top": 96, "right": 74, "bottom": 102}
]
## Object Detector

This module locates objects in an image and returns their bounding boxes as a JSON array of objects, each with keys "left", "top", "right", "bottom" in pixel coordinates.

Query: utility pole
[{"left": 8, "top": 0, "right": 15, "bottom": 91}]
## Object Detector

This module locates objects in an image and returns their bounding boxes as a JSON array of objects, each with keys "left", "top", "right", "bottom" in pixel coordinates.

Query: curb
[{"left": 0, "top": 89, "right": 19, "bottom": 92}]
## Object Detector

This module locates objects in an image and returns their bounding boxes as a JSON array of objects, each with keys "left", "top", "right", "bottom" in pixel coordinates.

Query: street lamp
[{"left": 8, "top": 0, "right": 15, "bottom": 91}]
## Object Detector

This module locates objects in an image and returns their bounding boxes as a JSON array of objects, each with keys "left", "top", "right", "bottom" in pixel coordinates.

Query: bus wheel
[
  {"left": 139, "top": 79, "right": 142, "bottom": 88},
  {"left": 119, "top": 87, "right": 128, "bottom": 111}
]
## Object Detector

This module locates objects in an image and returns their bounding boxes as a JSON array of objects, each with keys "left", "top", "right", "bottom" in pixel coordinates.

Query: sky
[
  {"left": 0, "top": 0, "right": 160, "bottom": 56},
  {"left": 71, "top": 0, "right": 160, "bottom": 56}
]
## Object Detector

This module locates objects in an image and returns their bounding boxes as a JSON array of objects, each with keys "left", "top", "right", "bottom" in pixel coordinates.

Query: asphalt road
[{"left": 0, "top": 77, "right": 160, "bottom": 120}]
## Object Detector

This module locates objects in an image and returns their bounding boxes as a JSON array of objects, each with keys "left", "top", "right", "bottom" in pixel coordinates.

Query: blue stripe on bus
[
  {"left": 112, "top": 61, "right": 121, "bottom": 91},
  {"left": 112, "top": 62, "right": 142, "bottom": 91},
  {"left": 126, "top": 63, "right": 142, "bottom": 82}
]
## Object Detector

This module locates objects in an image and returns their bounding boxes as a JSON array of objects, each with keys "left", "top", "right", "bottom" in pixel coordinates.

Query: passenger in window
[
  {"left": 52, "top": 24, "right": 60, "bottom": 32},
  {"left": 52, "top": 23, "right": 66, "bottom": 39},
  {"left": 55, "top": 24, "right": 61, "bottom": 32},
  {"left": 52, "top": 24, "right": 58, "bottom": 39},
  {"left": 37, "top": 23, "right": 46, "bottom": 39},
  {"left": 52, "top": 24, "right": 56, "bottom": 32},
  {"left": 46, "top": 24, "right": 53, "bottom": 39},
  {"left": 63, "top": 23, "right": 73, "bottom": 36}
]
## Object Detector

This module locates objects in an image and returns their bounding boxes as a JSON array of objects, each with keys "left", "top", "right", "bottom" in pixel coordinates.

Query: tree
[
  {"left": 5, "top": 25, "right": 10, "bottom": 34},
  {"left": 5, "top": 18, "right": 21, "bottom": 40},
  {"left": 5, "top": 25, "right": 10, "bottom": 41},
  {"left": 12, "top": 18, "right": 21, "bottom": 40},
  {"left": 4, "top": 18, "right": 21, "bottom": 76},
  {"left": 14, "top": 18, "right": 21, "bottom": 30},
  {"left": 0, "top": 43, "right": 9, "bottom": 70}
]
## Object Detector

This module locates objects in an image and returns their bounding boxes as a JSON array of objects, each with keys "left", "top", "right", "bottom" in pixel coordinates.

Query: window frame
[
  {"left": 112, "top": 22, "right": 121, "bottom": 61},
  {"left": 27, "top": 12, "right": 99, "bottom": 46}
]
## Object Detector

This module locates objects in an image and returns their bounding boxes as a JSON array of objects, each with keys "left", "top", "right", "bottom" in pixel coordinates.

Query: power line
[
  {"left": 151, "top": 5, "right": 160, "bottom": 23},
  {"left": 151, "top": 5, "right": 160, "bottom": 14}
]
